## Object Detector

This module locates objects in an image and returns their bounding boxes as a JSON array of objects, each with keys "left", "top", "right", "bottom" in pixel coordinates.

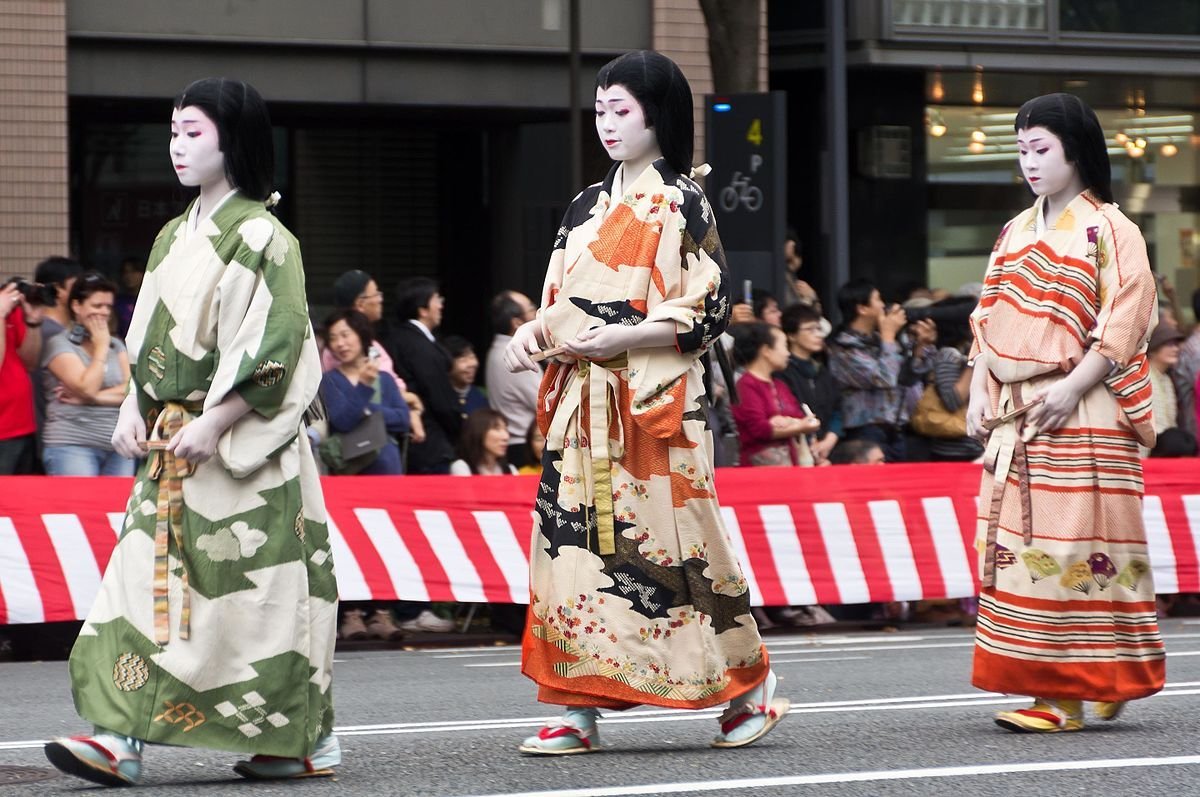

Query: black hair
[
  {"left": 836, "top": 277, "right": 878, "bottom": 327},
  {"left": 34, "top": 256, "right": 83, "bottom": 287},
  {"left": 1151, "top": 428, "right": 1198, "bottom": 458},
  {"left": 595, "top": 50, "right": 694, "bottom": 176},
  {"left": 457, "top": 408, "right": 512, "bottom": 475},
  {"left": 1192, "top": 288, "right": 1200, "bottom": 324},
  {"left": 394, "top": 276, "right": 439, "bottom": 322},
  {"left": 441, "top": 334, "right": 475, "bottom": 362},
  {"left": 1014, "top": 93, "right": 1113, "bottom": 204},
  {"left": 730, "top": 321, "right": 780, "bottom": 368},
  {"left": 829, "top": 439, "right": 883, "bottom": 465},
  {"left": 174, "top": 78, "right": 275, "bottom": 201},
  {"left": 525, "top": 417, "right": 544, "bottom": 463},
  {"left": 751, "top": 289, "right": 778, "bottom": 321},
  {"left": 780, "top": 303, "right": 824, "bottom": 336},
  {"left": 323, "top": 309, "right": 373, "bottom": 358},
  {"left": 490, "top": 290, "right": 526, "bottom": 335},
  {"left": 67, "top": 271, "right": 117, "bottom": 318}
]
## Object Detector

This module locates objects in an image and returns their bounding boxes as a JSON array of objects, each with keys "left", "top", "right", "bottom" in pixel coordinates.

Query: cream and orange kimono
[
  {"left": 970, "top": 190, "right": 1165, "bottom": 702},
  {"left": 520, "top": 159, "right": 768, "bottom": 710}
]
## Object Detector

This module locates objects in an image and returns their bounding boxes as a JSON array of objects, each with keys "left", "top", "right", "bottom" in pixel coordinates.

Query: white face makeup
[
  {"left": 1016, "top": 126, "right": 1077, "bottom": 198},
  {"left": 170, "top": 106, "right": 226, "bottom": 188},
  {"left": 595, "top": 85, "right": 658, "bottom": 166}
]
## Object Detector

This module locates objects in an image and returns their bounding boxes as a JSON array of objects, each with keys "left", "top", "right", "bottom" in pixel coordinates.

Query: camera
[
  {"left": 903, "top": 297, "right": 976, "bottom": 326},
  {"left": 3, "top": 277, "right": 57, "bottom": 306}
]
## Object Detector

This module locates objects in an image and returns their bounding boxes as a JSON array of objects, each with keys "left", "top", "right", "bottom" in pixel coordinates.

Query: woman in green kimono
[
  {"left": 44, "top": 78, "right": 339, "bottom": 786},
  {"left": 506, "top": 51, "right": 788, "bottom": 755}
]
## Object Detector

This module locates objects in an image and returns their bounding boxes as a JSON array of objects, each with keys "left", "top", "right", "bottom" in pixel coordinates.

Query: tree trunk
[{"left": 698, "top": 0, "right": 760, "bottom": 95}]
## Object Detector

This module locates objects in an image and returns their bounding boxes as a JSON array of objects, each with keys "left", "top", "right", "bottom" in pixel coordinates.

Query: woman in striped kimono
[
  {"left": 44, "top": 79, "right": 339, "bottom": 785},
  {"left": 504, "top": 51, "right": 787, "bottom": 755},
  {"left": 967, "top": 93, "right": 1165, "bottom": 733}
]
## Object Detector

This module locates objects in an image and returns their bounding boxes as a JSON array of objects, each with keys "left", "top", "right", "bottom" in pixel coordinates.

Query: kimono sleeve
[
  {"left": 1090, "top": 213, "right": 1159, "bottom": 448},
  {"left": 208, "top": 214, "right": 321, "bottom": 476},
  {"left": 124, "top": 217, "right": 183, "bottom": 397},
  {"left": 968, "top": 218, "right": 1017, "bottom": 363},
  {"left": 1088, "top": 214, "right": 1157, "bottom": 367},
  {"left": 643, "top": 184, "right": 731, "bottom": 355}
]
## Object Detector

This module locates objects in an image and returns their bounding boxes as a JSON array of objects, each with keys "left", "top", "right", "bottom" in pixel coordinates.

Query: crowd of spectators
[{"left": 5, "top": 246, "right": 1199, "bottom": 643}]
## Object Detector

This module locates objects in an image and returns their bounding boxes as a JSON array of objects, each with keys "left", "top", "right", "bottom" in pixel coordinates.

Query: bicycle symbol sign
[{"left": 719, "top": 169, "right": 763, "bottom": 213}]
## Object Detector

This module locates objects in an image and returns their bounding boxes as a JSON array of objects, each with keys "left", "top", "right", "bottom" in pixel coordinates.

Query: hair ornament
[
  {"left": 265, "top": 191, "right": 281, "bottom": 208},
  {"left": 689, "top": 163, "right": 712, "bottom": 179}
]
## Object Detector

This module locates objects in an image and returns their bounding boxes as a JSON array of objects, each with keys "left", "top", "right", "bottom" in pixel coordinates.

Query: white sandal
[
  {"left": 711, "top": 670, "right": 790, "bottom": 749},
  {"left": 519, "top": 708, "right": 602, "bottom": 755}
]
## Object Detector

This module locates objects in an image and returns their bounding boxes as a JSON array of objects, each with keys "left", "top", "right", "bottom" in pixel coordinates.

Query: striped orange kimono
[
  {"left": 969, "top": 190, "right": 1165, "bottom": 702},
  {"left": 520, "top": 159, "right": 769, "bottom": 710}
]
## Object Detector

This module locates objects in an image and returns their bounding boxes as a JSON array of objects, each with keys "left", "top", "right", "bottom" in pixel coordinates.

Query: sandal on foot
[
  {"left": 995, "top": 699, "right": 1083, "bottom": 733},
  {"left": 233, "top": 733, "right": 340, "bottom": 780},
  {"left": 711, "top": 670, "right": 790, "bottom": 749},
  {"left": 519, "top": 709, "right": 601, "bottom": 755},
  {"left": 44, "top": 731, "right": 143, "bottom": 787},
  {"left": 1093, "top": 701, "right": 1126, "bottom": 722}
]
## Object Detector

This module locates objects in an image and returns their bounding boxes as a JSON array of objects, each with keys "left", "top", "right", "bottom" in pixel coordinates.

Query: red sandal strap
[
  {"left": 72, "top": 737, "right": 120, "bottom": 767},
  {"left": 536, "top": 725, "right": 592, "bottom": 749},
  {"left": 720, "top": 704, "right": 777, "bottom": 736},
  {"left": 1014, "top": 709, "right": 1065, "bottom": 727}
]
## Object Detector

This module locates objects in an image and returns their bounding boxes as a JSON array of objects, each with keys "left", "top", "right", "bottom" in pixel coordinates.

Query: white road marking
[
  {"left": 770, "top": 655, "right": 870, "bottom": 664},
  {"left": 3, "top": 684, "right": 1199, "bottom": 751},
  {"left": 450, "top": 754, "right": 1200, "bottom": 797}
]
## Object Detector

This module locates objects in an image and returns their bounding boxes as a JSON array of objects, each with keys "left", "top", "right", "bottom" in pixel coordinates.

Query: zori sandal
[
  {"left": 233, "top": 733, "right": 341, "bottom": 779},
  {"left": 1093, "top": 701, "right": 1126, "bottom": 722},
  {"left": 994, "top": 699, "right": 1083, "bottom": 733},
  {"left": 44, "top": 731, "right": 144, "bottom": 787},
  {"left": 519, "top": 708, "right": 602, "bottom": 755},
  {"left": 711, "top": 669, "right": 790, "bottom": 749}
]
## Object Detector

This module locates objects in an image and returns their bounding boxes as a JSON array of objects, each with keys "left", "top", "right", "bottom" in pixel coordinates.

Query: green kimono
[{"left": 68, "top": 191, "right": 337, "bottom": 759}]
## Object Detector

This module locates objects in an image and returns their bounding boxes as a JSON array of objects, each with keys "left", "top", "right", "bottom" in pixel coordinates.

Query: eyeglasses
[
  {"left": 359, "top": 292, "right": 383, "bottom": 301},
  {"left": 799, "top": 324, "right": 824, "bottom": 334}
]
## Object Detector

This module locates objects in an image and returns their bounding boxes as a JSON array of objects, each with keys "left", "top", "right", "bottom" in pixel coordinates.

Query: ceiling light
[
  {"left": 971, "top": 129, "right": 987, "bottom": 143},
  {"left": 1127, "top": 145, "right": 1145, "bottom": 158},
  {"left": 968, "top": 141, "right": 986, "bottom": 154},
  {"left": 1135, "top": 138, "right": 1147, "bottom": 149},
  {"left": 1161, "top": 142, "right": 1179, "bottom": 157},
  {"left": 1115, "top": 132, "right": 1128, "bottom": 144}
]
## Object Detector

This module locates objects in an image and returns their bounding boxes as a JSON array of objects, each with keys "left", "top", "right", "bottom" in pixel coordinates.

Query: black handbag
[
  {"left": 319, "top": 410, "right": 388, "bottom": 474},
  {"left": 317, "top": 377, "right": 390, "bottom": 475}
]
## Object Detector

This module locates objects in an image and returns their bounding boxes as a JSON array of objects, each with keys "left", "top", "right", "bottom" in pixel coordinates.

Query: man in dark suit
[{"left": 382, "top": 277, "right": 461, "bottom": 475}]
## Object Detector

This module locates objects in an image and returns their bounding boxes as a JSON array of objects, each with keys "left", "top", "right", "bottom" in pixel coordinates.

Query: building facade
[
  {"left": 772, "top": 0, "right": 1200, "bottom": 323},
  {"left": 2, "top": 0, "right": 763, "bottom": 345}
]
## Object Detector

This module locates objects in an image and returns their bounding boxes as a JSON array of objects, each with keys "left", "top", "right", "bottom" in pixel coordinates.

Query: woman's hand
[
  {"left": 504, "top": 319, "right": 544, "bottom": 373},
  {"left": 111, "top": 394, "right": 146, "bottom": 459},
  {"left": 966, "top": 385, "right": 992, "bottom": 443},
  {"left": 561, "top": 324, "right": 635, "bottom": 362},
  {"left": 359, "top": 358, "right": 379, "bottom": 386},
  {"left": 797, "top": 416, "right": 821, "bottom": 434},
  {"left": 409, "top": 411, "right": 426, "bottom": 444},
  {"left": 1026, "top": 379, "right": 1082, "bottom": 438},
  {"left": 168, "top": 413, "right": 222, "bottom": 464},
  {"left": 55, "top": 384, "right": 87, "bottom": 406},
  {"left": 84, "top": 314, "right": 110, "bottom": 348}
]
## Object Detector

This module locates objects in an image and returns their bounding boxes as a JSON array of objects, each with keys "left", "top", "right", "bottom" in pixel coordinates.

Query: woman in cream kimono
[
  {"left": 45, "top": 79, "right": 339, "bottom": 785},
  {"left": 506, "top": 51, "right": 787, "bottom": 755},
  {"left": 967, "top": 94, "right": 1164, "bottom": 733}
]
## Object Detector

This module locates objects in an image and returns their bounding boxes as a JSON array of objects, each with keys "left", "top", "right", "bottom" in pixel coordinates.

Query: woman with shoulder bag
[
  {"left": 320, "top": 309, "right": 410, "bottom": 475},
  {"left": 731, "top": 322, "right": 820, "bottom": 467}
]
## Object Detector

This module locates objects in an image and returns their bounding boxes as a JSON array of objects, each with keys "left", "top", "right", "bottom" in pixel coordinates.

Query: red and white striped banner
[{"left": 1, "top": 462, "right": 1198, "bottom": 625}]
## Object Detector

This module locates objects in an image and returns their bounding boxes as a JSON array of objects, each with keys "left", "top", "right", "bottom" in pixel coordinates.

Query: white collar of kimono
[
  {"left": 185, "top": 188, "right": 240, "bottom": 237},
  {"left": 1031, "top": 190, "right": 1106, "bottom": 236}
]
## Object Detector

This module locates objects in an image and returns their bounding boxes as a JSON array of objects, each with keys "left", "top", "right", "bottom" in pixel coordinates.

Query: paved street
[{"left": 3, "top": 620, "right": 1200, "bottom": 795}]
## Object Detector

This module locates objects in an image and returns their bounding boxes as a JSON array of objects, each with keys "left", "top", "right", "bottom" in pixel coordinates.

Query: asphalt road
[{"left": 3, "top": 620, "right": 1200, "bottom": 796}]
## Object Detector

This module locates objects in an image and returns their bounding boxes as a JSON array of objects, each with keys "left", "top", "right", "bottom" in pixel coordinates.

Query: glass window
[
  {"left": 1061, "top": 0, "right": 1200, "bottom": 35},
  {"left": 925, "top": 104, "right": 1199, "bottom": 321}
]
